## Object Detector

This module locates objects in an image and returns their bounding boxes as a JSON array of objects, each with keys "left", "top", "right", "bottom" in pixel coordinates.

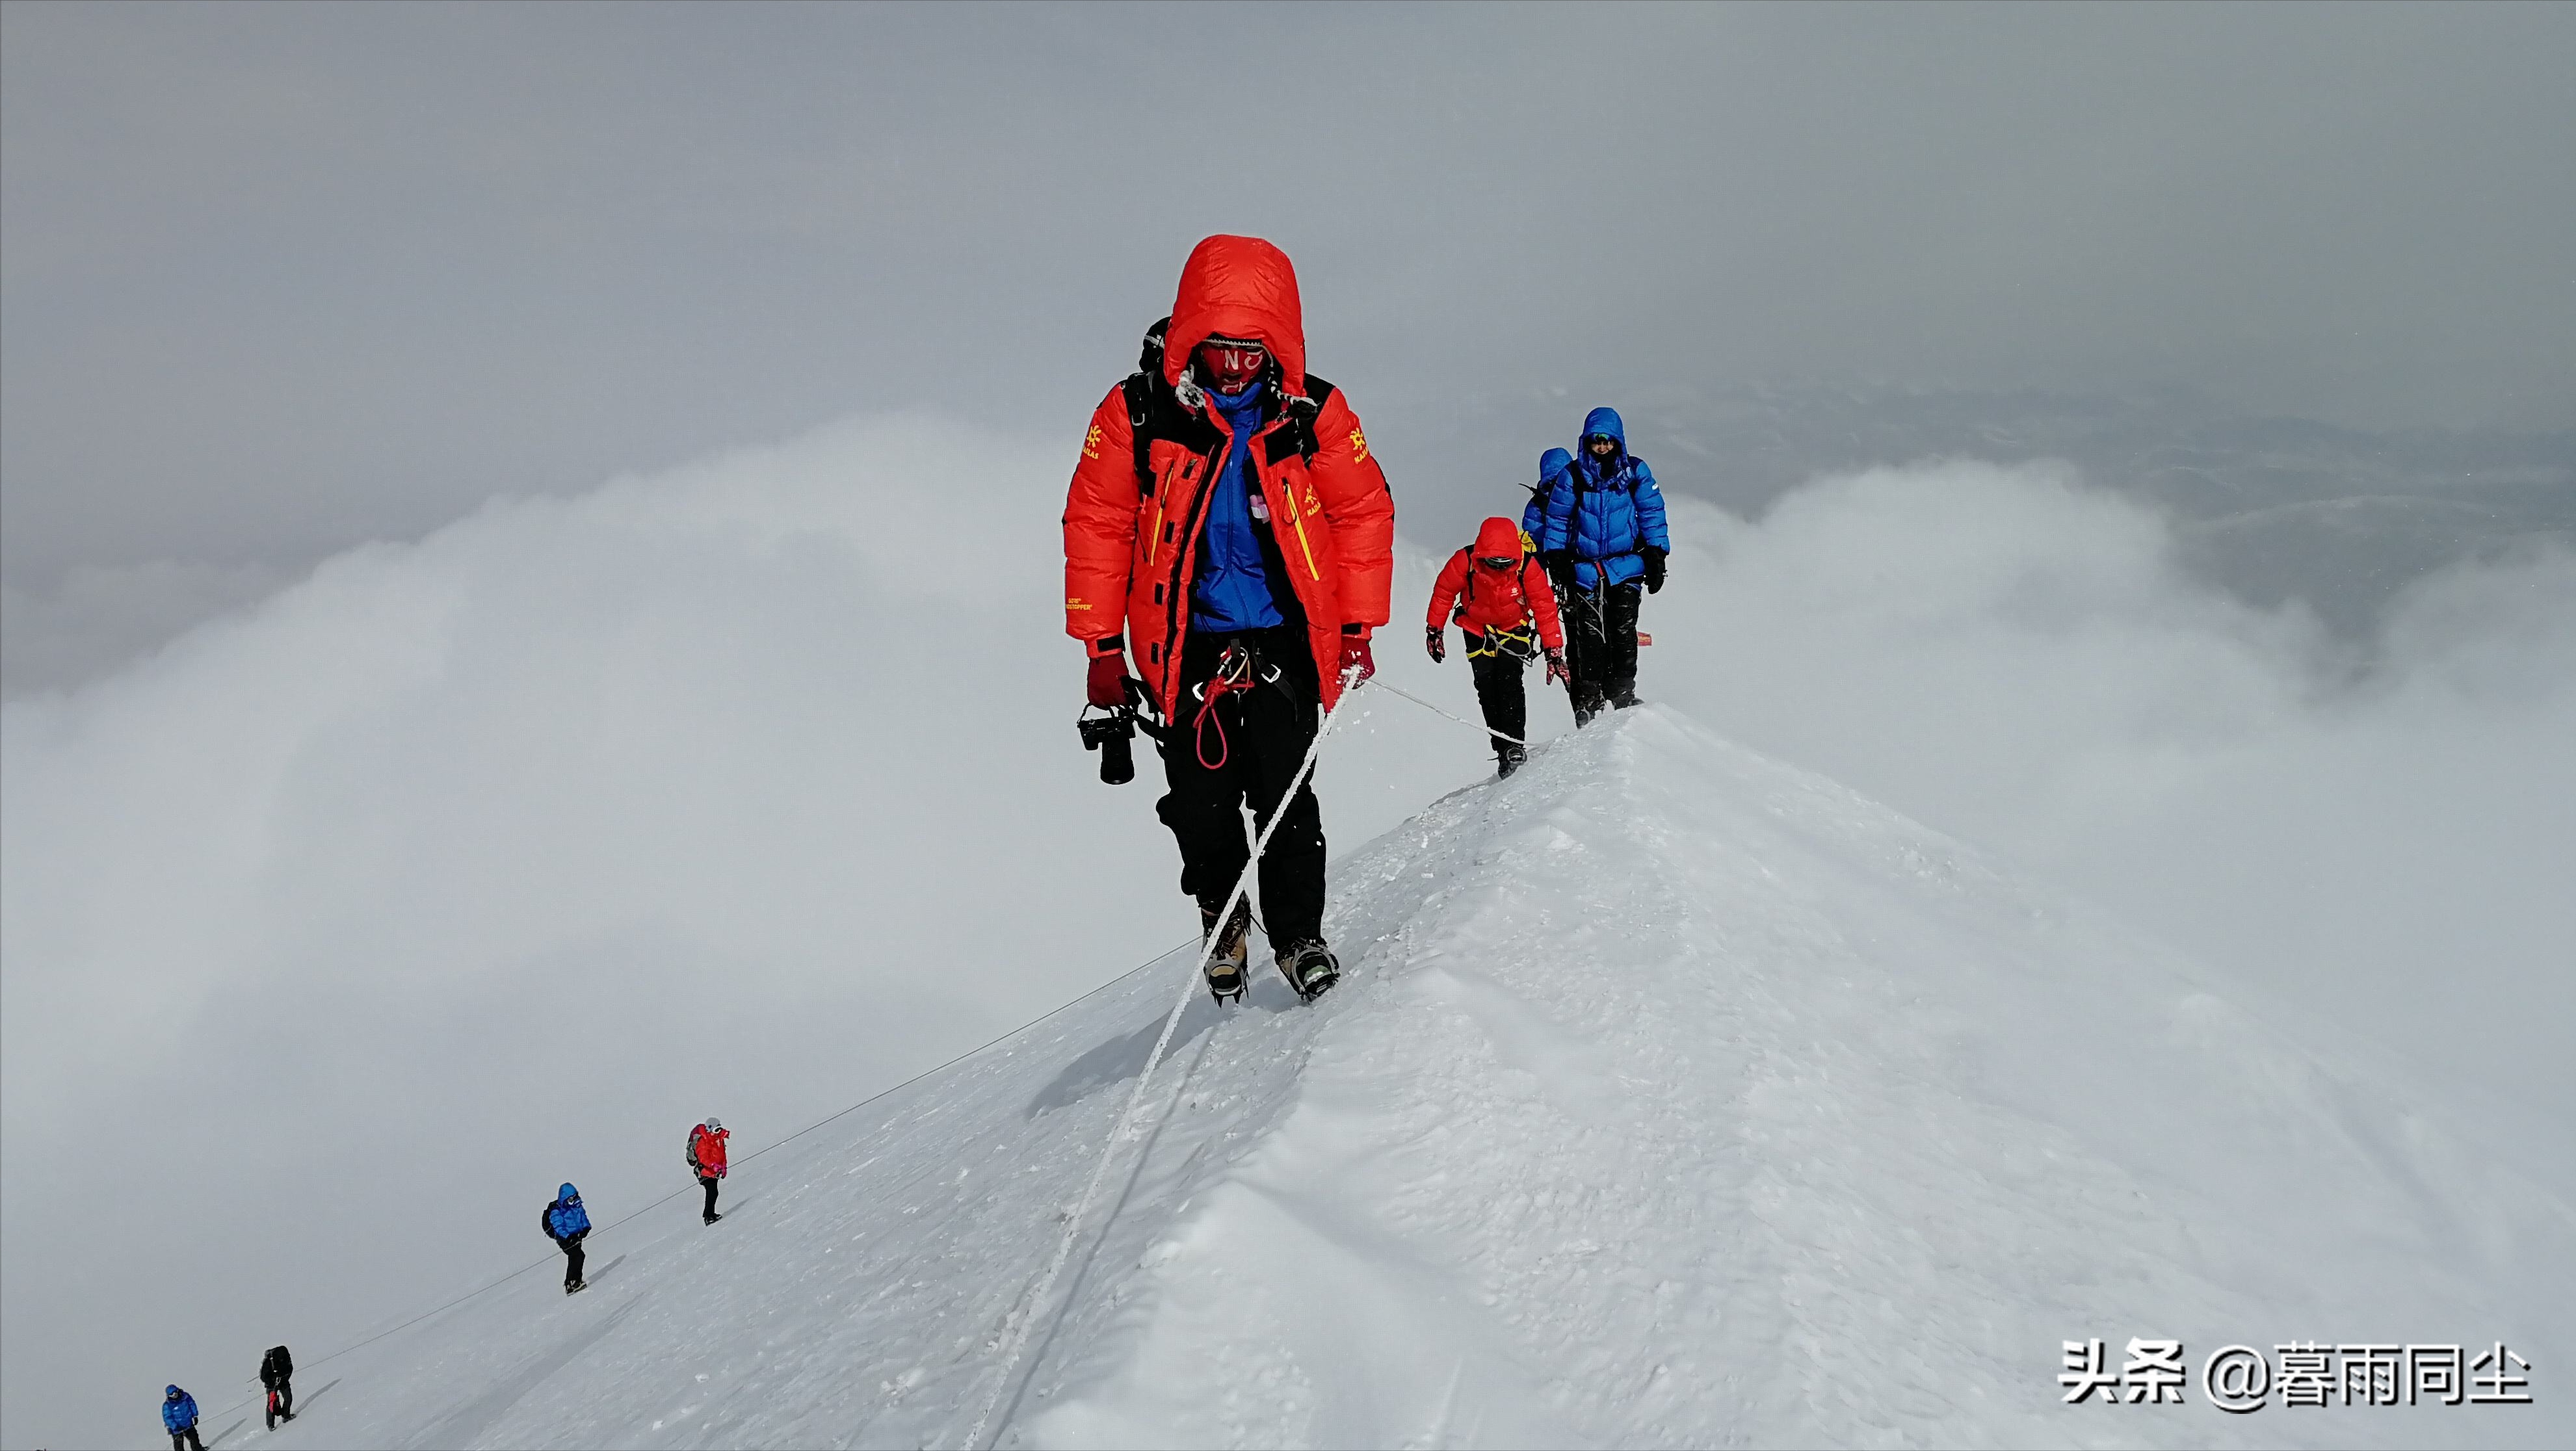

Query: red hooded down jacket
[
  {"left": 1426, "top": 516, "right": 1564, "bottom": 651},
  {"left": 1064, "top": 235, "right": 1395, "bottom": 718}
]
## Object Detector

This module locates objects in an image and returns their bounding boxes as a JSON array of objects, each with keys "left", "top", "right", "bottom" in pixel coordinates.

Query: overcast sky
[{"left": 6, "top": 2, "right": 2571, "bottom": 628}]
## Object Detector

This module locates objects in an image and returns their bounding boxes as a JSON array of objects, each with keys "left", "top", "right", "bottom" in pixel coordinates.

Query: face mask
[{"left": 1194, "top": 338, "right": 1267, "bottom": 393}]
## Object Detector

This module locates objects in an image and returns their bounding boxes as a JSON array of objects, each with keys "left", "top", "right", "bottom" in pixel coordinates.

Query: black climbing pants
[
  {"left": 557, "top": 1229, "right": 586, "bottom": 1288},
  {"left": 700, "top": 1175, "right": 721, "bottom": 1220},
  {"left": 172, "top": 1430, "right": 204, "bottom": 1451},
  {"left": 265, "top": 1379, "right": 293, "bottom": 1427},
  {"left": 1155, "top": 626, "right": 1327, "bottom": 947},
  {"left": 1563, "top": 581, "right": 1642, "bottom": 711},
  {"left": 1464, "top": 633, "right": 1531, "bottom": 757}
]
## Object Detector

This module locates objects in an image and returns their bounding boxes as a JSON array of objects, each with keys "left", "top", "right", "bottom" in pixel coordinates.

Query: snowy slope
[{"left": 233, "top": 706, "right": 2570, "bottom": 1450}]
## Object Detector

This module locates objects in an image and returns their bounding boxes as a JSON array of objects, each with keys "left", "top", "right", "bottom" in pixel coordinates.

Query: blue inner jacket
[
  {"left": 548, "top": 1186, "right": 590, "bottom": 1238},
  {"left": 1190, "top": 380, "right": 1289, "bottom": 633},
  {"left": 1539, "top": 407, "right": 1669, "bottom": 590},
  {"left": 164, "top": 1390, "right": 198, "bottom": 1432}
]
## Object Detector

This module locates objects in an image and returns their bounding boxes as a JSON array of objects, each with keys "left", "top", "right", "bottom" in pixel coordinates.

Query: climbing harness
[
  {"left": 1464, "top": 623, "right": 1536, "bottom": 661},
  {"left": 1188, "top": 642, "right": 1271, "bottom": 770}
]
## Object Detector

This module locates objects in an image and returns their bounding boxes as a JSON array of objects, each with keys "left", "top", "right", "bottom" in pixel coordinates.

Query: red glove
[
  {"left": 1544, "top": 647, "right": 1568, "bottom": 684},
  {"left": 1425, "top": 626, "right": 1445, "bottom": 664},
  {"left": 1339, "top": 627, "right": 1375, "bottom": 684},
  {"left": 1086, "top": 639, "right": 1129, "bottom": 708}
]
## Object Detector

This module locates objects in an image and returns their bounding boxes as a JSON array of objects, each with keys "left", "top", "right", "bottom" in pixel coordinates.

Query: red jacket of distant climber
[
  {"left": 1427, "top": 517, "right": 1564, "bottom": 651},
  {"left": 690, "top": 1124, "right": 728, "bottom": 1179},
  {"left": 1062, "top": 235, "right": 1395, "bottom": 718}
]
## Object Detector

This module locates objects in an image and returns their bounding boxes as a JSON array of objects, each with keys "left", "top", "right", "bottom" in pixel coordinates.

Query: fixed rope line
[
  {"left": 1373, "top": 679, "right": 1536, "bottom": 747},
  {"left": 961, "top": 674, "right": 1367, "bottom": 1451},
  {"left": 187, "top": 934, "right": 1196, "bottom": 1426}
]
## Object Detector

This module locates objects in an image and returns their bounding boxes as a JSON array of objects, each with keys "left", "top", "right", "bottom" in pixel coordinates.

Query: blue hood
[
  {"left": 1538, "top": 447, "right": 1571, "bottom": 482},
  {"left": 558, "top": 1183, "right": 579, "bottom": 1201},
  {"left": 1580, "top": 406, "right": 1625, "bottom": 451},
  {"left": 167, "top": 1387, "right": 182, "bottom": 1398}
]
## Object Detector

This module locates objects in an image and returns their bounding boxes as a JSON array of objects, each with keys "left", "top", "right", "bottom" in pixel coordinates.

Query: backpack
[
  {"left": 687, "top": 1125, "right": 707, "bottom": 1175},
  {"left": 262, "top": 1346, "right": 291, "bottom": 1383},
  {"left": 1117, "top": 317, "right": 1336, "bottom": 501}
]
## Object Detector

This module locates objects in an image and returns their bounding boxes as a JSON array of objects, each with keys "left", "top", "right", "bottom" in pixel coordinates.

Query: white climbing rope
[{"left": 1371, "top": 678, "right": 1536, "bottom": 746}]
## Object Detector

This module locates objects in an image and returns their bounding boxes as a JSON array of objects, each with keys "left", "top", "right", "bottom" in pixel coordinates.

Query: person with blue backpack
[
  {"left": 1537, "top": 407, "right": 1669, "bottom": 725},
  {"left": 542, "top": 1183, "right": 591, "bottom": 1294},
  {"left": 161, "top": 1385, "right": 203, "bottom": 1450},
  {"left": 1521, "top": 446, "right": 1572, "bottom": 545}
]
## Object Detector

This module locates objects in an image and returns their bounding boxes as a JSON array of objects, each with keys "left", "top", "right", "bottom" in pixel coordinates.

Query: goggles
[{"left": 1475, "top": 555, "right": 1517, "bottom": 568}]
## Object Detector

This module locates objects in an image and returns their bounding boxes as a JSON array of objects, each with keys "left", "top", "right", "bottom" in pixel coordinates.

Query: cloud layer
[{"left": 1646, "top": 464, "right": 2576, "bottom": 1134}]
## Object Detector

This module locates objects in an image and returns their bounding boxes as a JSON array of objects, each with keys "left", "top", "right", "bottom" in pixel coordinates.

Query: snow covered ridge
[{"left": 261, "top": 709, "right": 2569, "bottom": 1450}]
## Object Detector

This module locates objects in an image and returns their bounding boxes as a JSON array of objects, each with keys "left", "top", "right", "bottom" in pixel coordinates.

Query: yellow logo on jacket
[
  {"left": 1348, "top": 427, "right": 1370, "bottom": 464},
  {"left": 1081, "top": 423, "right": 1103, "bottom": 461}
]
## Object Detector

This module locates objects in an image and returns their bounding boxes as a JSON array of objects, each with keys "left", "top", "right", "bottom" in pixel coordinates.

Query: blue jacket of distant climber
[
  {"left": 1539, "top": 407, "right": 1668, "bottom": 590},
  {"left": 1522, "top": 447, "right": 1572, "bottom": 543},
  {"left": 163, "top": 1387, "right": 198, "bottom": 1433},
  {"left": 545, "top": 1184, "right": 590, "bottom": 1240}
]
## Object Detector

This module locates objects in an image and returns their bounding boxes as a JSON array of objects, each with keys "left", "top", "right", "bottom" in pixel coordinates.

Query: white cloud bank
[
  {"left": 4, "top": 422, "right": 2568, "bottom": 1447},
  {"left": 1646, "top": 464, "right": 2576, "bottom": 1137}
]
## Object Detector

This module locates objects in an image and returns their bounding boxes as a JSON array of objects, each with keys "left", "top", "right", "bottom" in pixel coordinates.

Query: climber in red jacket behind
[
  {"left": 1064, "top": 235, "right": 1395, "bottom": 1004},
  {"left": 1426, "top": 516, "right": 1567, "bottom": 778}
]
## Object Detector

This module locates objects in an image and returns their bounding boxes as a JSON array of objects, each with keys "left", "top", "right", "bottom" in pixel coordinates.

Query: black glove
[
  {"left": 1425, "top": 625, "right": 1445, "bottom": 664},
  {"left": 1641, "top": 546, "right": 1666, "bottom": 594}
]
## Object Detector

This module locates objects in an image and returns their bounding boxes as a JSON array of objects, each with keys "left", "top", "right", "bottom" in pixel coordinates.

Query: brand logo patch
[
  {"left": 1081, "top": 423, "right": 1104, "bottom": 461},
  {"left": 1348, "top": 427, "right": 1370, "bottom": 464}
]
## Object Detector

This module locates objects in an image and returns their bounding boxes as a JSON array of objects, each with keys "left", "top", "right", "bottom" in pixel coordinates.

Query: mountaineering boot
[
  {"left": 1201, "top": 897, "right": 1252, "bottom": 1002},
  {"left": 1275, "top": 938, "right": 1341, "bottom": 1000},
  {"left": 1573, "top": 692, "right": 1603, "bottom": 728},
  {"left": 1497, "top": 743, "right": 1527, "bottom": 778},
  {"left": 565, "top": 1280, "right": 586, "bottom": 1295},
  {"left": 703, "top": 1212, "right": 722, "bottom": 1225},
  {"left": 1610, "top": 687, "right": 1641, "bottom": 709}
]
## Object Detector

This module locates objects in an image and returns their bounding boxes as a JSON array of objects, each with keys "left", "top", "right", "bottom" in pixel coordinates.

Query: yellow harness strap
[{"left": 1465, "top": 623, "right": 1536, "bottom": 660}]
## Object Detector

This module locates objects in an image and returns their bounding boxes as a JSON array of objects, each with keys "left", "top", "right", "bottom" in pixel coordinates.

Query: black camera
[{"left": 1078, "top": 707, "right": 1136, "bottom": 785}]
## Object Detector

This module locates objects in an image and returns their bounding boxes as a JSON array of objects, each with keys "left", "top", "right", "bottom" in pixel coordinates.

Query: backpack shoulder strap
[
  {"left": 1120, "top": 372, "right": 1156, "bottom": 493},
  {"left": 1259, "top": 373, "right": 1336, "bottom": 467}
]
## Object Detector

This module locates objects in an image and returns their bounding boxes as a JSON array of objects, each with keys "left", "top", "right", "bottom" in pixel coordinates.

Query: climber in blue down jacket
[{"left": 1537, "top": 406, "right": 1669, "bottom": 723}]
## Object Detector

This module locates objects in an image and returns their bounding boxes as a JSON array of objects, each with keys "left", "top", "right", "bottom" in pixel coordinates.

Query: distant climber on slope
[
  {"left": 689, "top": 1117, "right": 729, "bottom": 1225},
  {"left": 1426, "top": 516, "right": 1568, "bottom": 778},
  {"left": 542, "top": 1183, "right": 590, "bottom": 1294},
  {"left": 1064, "top": 235, "right": 1395, "bottom": 1004},
  {"left": 1538, "top": 407, "right": 1669, "bottom": 725},
  {"left": 258, "top": 1342, "right": 296, "bottom": 1428},
  {"left": 1521, "top": 445, "right": 1573, "bottom": 547},
  {"left": 161, "top": 1385, "right": 202, "bottom": 1451}
]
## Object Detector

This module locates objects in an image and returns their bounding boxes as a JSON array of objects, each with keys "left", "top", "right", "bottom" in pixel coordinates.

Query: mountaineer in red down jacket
[
  {"left": 689, "top": 1118, "right": 728, "bottom": 1225},
  {"left": 1426, "top": 516, "right": 1567, "bottom": 778},
  {"left": 1064, "top": 235, "right": 1395, "bottom": 1004}
]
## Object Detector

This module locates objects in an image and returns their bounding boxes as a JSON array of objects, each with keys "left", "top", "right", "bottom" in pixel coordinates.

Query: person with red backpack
[
  {"left": 1426, "top": 516, "right": 1568, "bottom": 778},
  {"left": 688, "top": 1118, "right": 728, "bottom": 1225},
  {"left": 1065, "top": 235, "right": 1395, "bottom": 1004}
]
